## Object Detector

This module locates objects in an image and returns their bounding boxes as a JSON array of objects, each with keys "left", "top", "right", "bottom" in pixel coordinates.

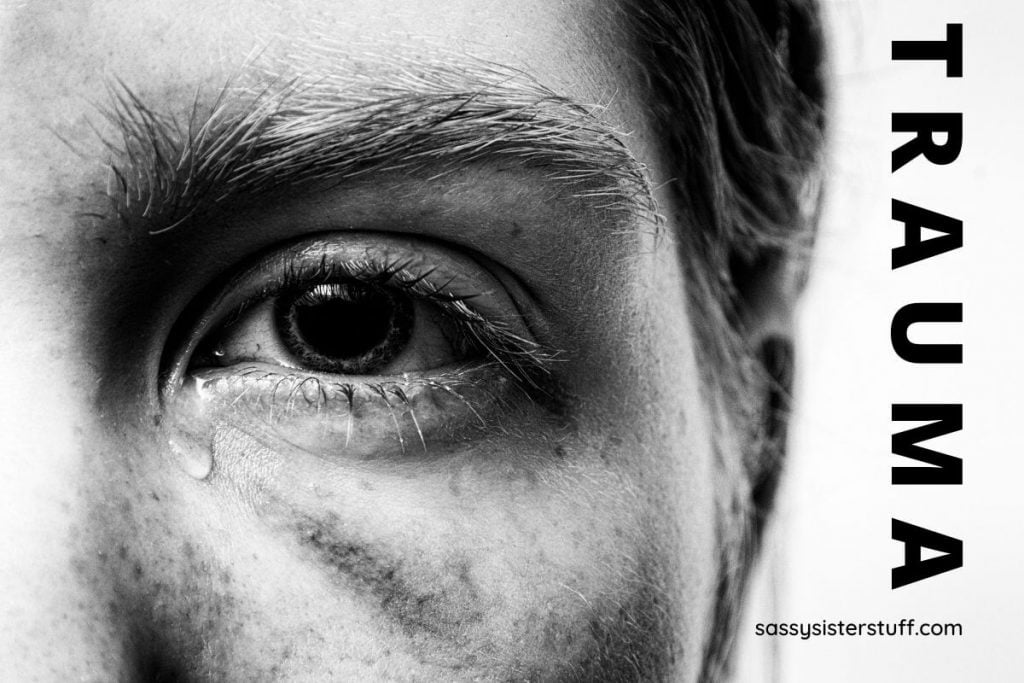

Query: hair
[{"left": 617, "top": 1, "right": 828, "bottom": 680}]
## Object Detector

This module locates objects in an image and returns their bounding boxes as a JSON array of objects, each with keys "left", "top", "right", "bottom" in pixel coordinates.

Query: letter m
[{"left": 892, "top": 403, "right": 962, "bottom": 485}]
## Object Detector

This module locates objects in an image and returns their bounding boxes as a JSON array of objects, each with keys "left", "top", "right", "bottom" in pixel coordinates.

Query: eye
[
  {"left": 192, "top": 274, "right": 473, "bottom": 378},
  {"left": 159, "top": 233, "right": 556, "bottom": 458}
]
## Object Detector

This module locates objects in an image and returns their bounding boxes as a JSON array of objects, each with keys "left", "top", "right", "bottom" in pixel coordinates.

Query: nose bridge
[{"left": 0, "top": 237, "right": 133, "bottom": 680}]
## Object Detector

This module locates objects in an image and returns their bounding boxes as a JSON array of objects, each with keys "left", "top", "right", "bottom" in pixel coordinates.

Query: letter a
[{"left": 892, "top": 519, "right": 963, "bottom": 588}]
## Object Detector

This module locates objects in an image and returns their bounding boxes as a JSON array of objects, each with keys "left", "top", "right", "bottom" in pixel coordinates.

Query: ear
[
  {"left": 731, "top": 245, "right": 806, "bottom": 343},
  {"left": 726, "top": 0, "right": 828, "bottom": 528},
  {"left": 730, "top": 245, "right": 807, "bottom": 537}
]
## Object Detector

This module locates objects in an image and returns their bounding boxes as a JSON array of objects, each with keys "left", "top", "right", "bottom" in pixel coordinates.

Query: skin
[{"left": 0, "top": 1, "right": 792, "bottom": 680}]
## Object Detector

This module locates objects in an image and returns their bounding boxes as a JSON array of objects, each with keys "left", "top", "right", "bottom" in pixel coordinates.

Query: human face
[{"left": 0, "top": 1, "right": 726, "bottom": 680}]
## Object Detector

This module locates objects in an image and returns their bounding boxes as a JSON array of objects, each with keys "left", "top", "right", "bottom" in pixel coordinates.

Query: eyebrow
[{"left": 92, "top": 59, "right": 658, "bottom": 235}]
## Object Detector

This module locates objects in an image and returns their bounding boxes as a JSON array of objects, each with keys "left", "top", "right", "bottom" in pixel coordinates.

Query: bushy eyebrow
[{"left": 93, "top": 60, "right": 658, "bottom": 235}]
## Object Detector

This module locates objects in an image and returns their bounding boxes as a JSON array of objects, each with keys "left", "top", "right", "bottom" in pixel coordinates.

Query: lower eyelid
[{"left": 182, "top": 364, "right": 513, "bottom": 460}]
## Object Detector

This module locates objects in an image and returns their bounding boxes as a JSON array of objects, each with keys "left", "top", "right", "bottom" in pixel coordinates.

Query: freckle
[
  {"left": 510, "top": 221, "right": 523, "bottom": 237},
  {"left": 358, "top": 479, "right": 374, "bottom": 491},
  {"left": 554, "top": 445, "right": 568, "bottom": 459}
]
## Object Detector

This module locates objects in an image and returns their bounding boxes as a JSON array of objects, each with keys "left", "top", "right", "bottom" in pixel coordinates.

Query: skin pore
[{"left": 0, "top": 1, "right": 796, "bottom": 680}]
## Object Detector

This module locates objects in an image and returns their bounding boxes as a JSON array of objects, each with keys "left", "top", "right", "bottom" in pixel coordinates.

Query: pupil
[
  {"left": 295, "top": 292, "right": 391, "bottom": 358},
  {"left": 281, "top": 282, "right": 414, "bottom": 373}
]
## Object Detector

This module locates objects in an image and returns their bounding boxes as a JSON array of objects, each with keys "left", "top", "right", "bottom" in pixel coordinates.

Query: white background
[{"left": 736, "top": 1, "right": 1024, "bottom": 681}]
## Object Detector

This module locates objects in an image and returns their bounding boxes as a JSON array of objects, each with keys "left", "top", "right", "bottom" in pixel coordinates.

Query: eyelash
[
  {"left": 242, "top": 254, "right": 554, "bottom": 383},
  {"left": 174, "top": 248, "right": 562, "bottom": 426},
  {"left": 189, "top": 365, "right": 503, "bottom": 444}
]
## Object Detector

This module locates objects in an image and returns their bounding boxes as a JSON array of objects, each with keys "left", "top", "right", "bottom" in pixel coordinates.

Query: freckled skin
[{"left": 0, "top": 1, "right": 759, "bottom": 681}]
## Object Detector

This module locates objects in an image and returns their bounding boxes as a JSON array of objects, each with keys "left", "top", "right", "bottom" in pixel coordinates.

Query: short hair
[{"left": 619, "top": 0, "right": 828, "bottom": 679}]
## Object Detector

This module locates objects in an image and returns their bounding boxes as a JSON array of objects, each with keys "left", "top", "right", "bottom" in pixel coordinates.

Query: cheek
[{"left": 101, "top": 406, "right": 715, "bottom": 680}]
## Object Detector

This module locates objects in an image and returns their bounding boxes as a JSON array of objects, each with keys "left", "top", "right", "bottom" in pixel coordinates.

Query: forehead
[{"left": 1, "top": 0, "right": 625, "bottom": 112}]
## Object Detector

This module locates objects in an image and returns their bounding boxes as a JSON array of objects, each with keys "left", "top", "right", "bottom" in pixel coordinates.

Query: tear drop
[{"left": 168, "top": 431, "right": 214, "bottom": 480}]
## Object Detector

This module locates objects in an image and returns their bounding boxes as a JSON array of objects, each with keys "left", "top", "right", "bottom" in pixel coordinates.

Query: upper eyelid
[{"left": 280, "top": 257, "right": 483, "bottom": 307}]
